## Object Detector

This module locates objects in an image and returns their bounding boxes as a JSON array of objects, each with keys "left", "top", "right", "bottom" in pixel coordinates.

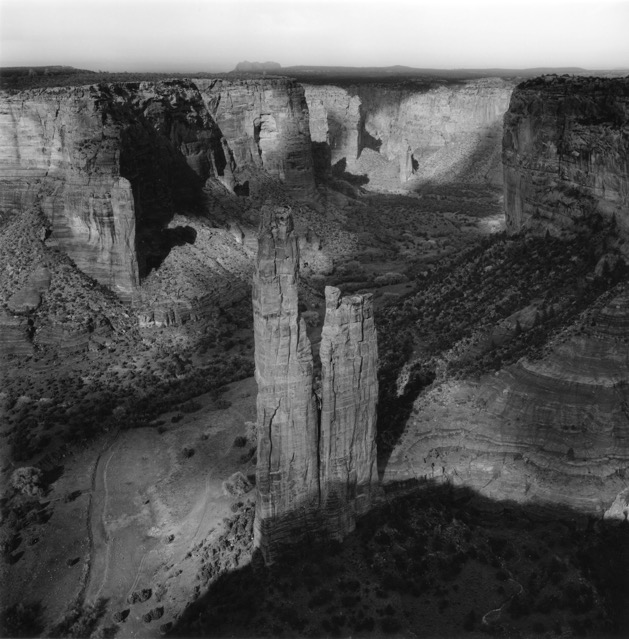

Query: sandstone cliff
[
  {"left": 1, "top": 78, "right": 317, "bottom": 301},
  {"left": 253, "top": 208, "right": 378, "bottom": 562},
  {"left": 503, "top": 75, "right": 629, "bottom": 240},
  {"left": 304, "top": 79, "right": 514, "bottom": 188},
  {"left": 319, "top": 286, "right": 378, "bottom": 536},
  {"left": 197, "top": 78, "right": 316, "bottom": 195},
  {"left": 385, "top": 284, "right": 629, "bottom": 516},
  {"left": 0, "top": 80, "right": 232, "bottom": 298}
]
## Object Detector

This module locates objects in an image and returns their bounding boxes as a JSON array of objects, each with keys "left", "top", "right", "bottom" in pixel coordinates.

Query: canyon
[{"left": 1, "top": 68, "right": 629, "bottom": 637}]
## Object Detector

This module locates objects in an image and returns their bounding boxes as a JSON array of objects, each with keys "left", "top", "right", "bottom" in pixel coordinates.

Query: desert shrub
[
  {"left": 222, "top": 472, "right": 253, "bottom": 497},
  {"left": 214, "top": 398, "right": 232, "bottom": 410},
  {"left": 181, "top": 447, "right": 195, "bottom": 459},
  {"left": 233, "top": 436, "right": 247, "bottom": 448},
  {"left": 11, "top": 467, "right": 43, "bottom": 497},
  {"left": 244, "top": 420, "right": 257, "bottom": 443},
  {"left": 112, "top": 609, "right": 129, "bottom": 623}
]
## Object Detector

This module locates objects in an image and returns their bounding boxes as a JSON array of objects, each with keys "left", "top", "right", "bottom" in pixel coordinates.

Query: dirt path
[{"left": 84, "top": 429, "right": 165, "bottom": 606}]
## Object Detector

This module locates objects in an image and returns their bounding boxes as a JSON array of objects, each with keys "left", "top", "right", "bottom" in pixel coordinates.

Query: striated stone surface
[
  {"left": 385, "top": 285, "right": 629, "bottom": 515},
  {"left": 503, "top": 75, "right": 629, "bottom": 240},
  {"left": 253, "top": 208, "right": 379, "bottom": 562},
  {"left": 252, "top": 205, "right": 320, "bottom": 561},
  {"left": 319, "top": 286, "right": 379, "bottom": 537},
  {"left": 304, "top": 78, "right": 514, "bottom": 187},
  {"left": 197, "top": 78, "right": 316, "bottom": 194}
]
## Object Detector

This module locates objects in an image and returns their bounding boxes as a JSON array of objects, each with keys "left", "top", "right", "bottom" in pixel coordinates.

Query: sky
[{"left": 1, "top": 0, "right": 628, "bottom": 72}]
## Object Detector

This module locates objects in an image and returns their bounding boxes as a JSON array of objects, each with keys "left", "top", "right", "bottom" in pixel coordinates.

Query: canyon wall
[
  {"left": 253, "top": 207, "right": 378, "bottom": 563},
  {"left": 385, "top": 285, "right": 629, "bottom": 515},
  {"left": 197, "top": 78, "right": 315, "bottom": 195},
  {"left": 304, "top": 78, "right": 514, "bottom": 188},
  {"left": 0, "top": 78, "right": 317, "bottom": 300},
  {"left": 503, "top": 75, "right": 629, "bottom": 239}
]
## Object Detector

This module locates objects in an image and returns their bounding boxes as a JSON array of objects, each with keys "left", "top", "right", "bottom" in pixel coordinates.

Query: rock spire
[{"left": 253, "top": 206, "right": 379, "bottom": 563}]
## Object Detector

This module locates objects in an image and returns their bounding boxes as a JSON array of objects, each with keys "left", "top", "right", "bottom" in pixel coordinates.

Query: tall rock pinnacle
[
  {"left": 253, "top": 207, "right": 379, "bottom": 563},
  {"left": 320, "top": 286, "right": 379, "bottom": 537},
  {"left": 252, "top": 205, "right": 320, "bottom": 561}
]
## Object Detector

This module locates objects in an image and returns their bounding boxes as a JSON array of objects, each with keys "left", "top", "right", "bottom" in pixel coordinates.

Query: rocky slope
[
  {"left": 503, "top": 75, "right": 629, "bottom": 241},
  {"left": 304, "top": 78, "right": 514, "bottom": 189},
  {"left": 253, "top": 207, "right": 379, "bottom": 562}
]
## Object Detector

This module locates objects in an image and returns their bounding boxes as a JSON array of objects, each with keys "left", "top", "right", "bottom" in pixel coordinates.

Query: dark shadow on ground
[{"left": 168, "top": 482, "right": 629, "bottom": 638}]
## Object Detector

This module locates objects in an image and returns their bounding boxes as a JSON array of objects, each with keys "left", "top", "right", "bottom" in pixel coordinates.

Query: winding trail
[
  {"left": 92, "top": 442, "right": 119, "bottom": 601},
  {"left": 84, "top": 433, "right": 120, "bottom": 603}
]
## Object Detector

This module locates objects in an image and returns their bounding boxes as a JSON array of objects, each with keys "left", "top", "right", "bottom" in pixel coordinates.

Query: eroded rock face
[
  {"left": 197, "top": 79, "right": 316, "bottom": 195},
  {"left": 385, "top": 286, "right": 629, "bottom": 515},
  {"left": 0, "top": 78, "right": 315, "bottom": 301},
  {"left": 304, "top": 79, "right": 514, "bottom": 187},
  {"left": 252, "top": 205, "right": 320, "bottom": 561},
  {"left": 304, "top": 85, "right": 362, "bottom": 168},
  {"left": 320, "top": 286, "right": 378, "bottom": 537},
  {"left": 253, "top": 208, "right": 378, "bottom": 562},
  {"left": 503, "top": 75, "right": 629, "bottom": 240}
]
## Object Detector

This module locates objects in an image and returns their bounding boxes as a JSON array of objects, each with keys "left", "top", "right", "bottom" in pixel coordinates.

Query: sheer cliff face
[
  {"left": 0, "top": 86, "right": 139, "bottom": 299},
  {"left": 0, "top": 81, "right": 230, "bottom": 298},
  {"left": 304, "top": 85, "right": 362, "bottom": 167},
  {"left": 386, "top": 286, "right": 629, "bottom": 516},
  {"left": 197, "top": 78, "right": 316, "bottom": 194},
  {"left": 320, "top": 287, "right": 378, "bottom": 533},
  {"left": 253, "top": 206, "right": 320, "bottom": 561},
  {"left": 253, "top": 208, "right": 378, "bottom": 563},
  {"left": 304, "top": 79, "right": 514, "bottom": 186},
  {"left": 503, "top": 76, "right": 629, "bottom": 239},
  {"left": 0, "top": 78, "right": 317, "bottom": 300}
]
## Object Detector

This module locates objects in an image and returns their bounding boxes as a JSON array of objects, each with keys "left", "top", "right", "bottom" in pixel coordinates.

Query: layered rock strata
[
  {"left": 385, "top": 285, "right": 629, "bottom": 515},
  {"left": 197, "top": 78, "right": 316, "bottom": 195},
  {"left": 503, "top": 75, "right": 629, "bottom": 240},
  {"left": 253, "top": 207, "right": 378, "bottom": 563},
  {"left": 304, "top": 79, "right": 514, "bottom": 187}
]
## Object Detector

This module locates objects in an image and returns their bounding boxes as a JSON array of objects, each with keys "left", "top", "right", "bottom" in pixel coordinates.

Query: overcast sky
[{"left": 1, "top": 0, "right": 628, "bottom": 72}]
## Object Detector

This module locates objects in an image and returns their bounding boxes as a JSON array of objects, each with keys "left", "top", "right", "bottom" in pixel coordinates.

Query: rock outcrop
[
  {"left": 319, "top": 287, "right": 378, "bottom": 535},
  {"left": 253, "top": 207, "right": 378, "bottom": 563},
  {"left": 385, "top": 285, "right": 629, "bottom": 516},
  {"left": 503, "top": 75, "right": 629, "bottom": 240},
  {"left": 304, "top": 78, "right": 514, "bottom": 188},
  {"left": 252, "top": 205, "right": 321, "bottom": 561},
  {"left": 197, "top": 79, "right": 316, "bottom": 195}
]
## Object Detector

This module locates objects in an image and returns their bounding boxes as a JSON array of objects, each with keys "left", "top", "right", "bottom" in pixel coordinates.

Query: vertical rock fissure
[{"left": 253, "top": 206, "right": 379, "bottom": 564}]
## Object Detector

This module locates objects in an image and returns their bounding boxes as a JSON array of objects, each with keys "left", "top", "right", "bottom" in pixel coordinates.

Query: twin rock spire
[{"left": 252, "top": 205, "right": 379, "bottom": 563}]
